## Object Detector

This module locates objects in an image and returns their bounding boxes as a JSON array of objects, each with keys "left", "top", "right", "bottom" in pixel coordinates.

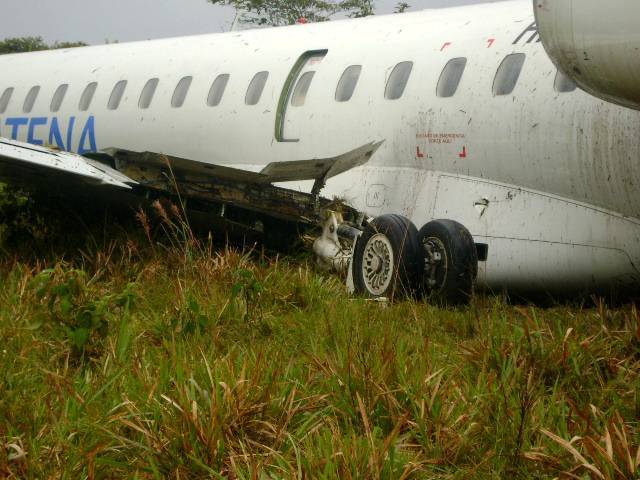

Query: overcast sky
[{"left": 0, "top": 0, "right": 496, "bottom": 45}]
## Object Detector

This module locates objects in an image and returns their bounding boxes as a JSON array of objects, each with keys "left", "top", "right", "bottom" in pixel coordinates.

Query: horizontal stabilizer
[
  {"left": 0, "top": 138, "right": 137, "bottom": 189},
  {"left": 259, "top": 141, "right": 383, "bottom": 183}
]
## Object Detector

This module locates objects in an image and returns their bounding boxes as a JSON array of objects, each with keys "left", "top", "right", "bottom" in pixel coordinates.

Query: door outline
[{"left": 275, "top": 49, "right": 328, "bottom": 143}]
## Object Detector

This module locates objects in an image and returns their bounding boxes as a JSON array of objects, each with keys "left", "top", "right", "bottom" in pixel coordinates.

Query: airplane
[{"left": 0, "top": 0, "right": 639, "bottom": 304}]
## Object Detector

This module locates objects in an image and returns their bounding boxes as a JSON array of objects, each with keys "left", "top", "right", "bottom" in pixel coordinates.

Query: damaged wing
[
  {"left": 0, "top": 137, "right": 380, "bottom": 223},
  {"left": 0, "top": 137, "right": 137, "bottom": 190}
]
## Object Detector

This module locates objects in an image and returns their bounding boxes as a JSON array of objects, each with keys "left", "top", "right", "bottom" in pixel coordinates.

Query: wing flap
[{"left": 259, "top": 141, "right": 383, "bottom": 183}]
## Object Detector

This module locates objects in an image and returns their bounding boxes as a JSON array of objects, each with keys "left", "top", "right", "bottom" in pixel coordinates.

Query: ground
[{"left": 0, "top": 200, "right": 639, "bottom": 478}]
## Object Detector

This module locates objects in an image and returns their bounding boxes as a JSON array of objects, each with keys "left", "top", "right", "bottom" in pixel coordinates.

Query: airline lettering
[
  {"left": 513, "top": 21, "right": 541, "bottom": 45},
  {"left": 0, "top": 115, "right": 97, "bottom": 154}
]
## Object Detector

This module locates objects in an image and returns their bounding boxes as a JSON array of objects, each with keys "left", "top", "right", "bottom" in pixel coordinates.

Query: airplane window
[
  {"left": 108, "top": 80, "right": 128, "bottom": 110},
  {"left": 23, "top": 86, "right": 40, "bottom": 113},
  {"left": 554, "top": 70, "right": 577, "bottom": 93},
  {"left": 0, "top": 87, "right": 14, "bottom": 114},
  {"left": 291, "top": 71, "right": 316, "bottom": 107},
  {"left": 335, "top": 65, "right": 362, "bottom": 102},
  {"left": 245, "top": 71, "right": 269, "bottom": 106},
  {"left": 50, "top": 84, "right": 69, "bottom": 112},
  {"left": 385, "top": 61, "right": 413, "bottom": 100},
  {"left": 171, "top": 76, "right": 193, "bottom": 108},
  {"left": 437, "top": 57, "right": 467, "bottom": 98},
  {"left": 493, "top": 53, "right": 526, "bottom": 96},
  {"left": 207, "top": 74, "right": 230, "bottom": 107},
  {"left": 79, "top": 82, "right": 97, "bottom": 111},
  {"left": 139, "top": 78, "right": 159, "bottom": 109}
]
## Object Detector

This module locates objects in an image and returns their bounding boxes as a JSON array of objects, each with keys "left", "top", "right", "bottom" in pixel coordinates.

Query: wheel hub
[
  {"left": 423, "top": 237, "right": 447, "bottom": 289},
  {"left": 362, "top": 233, "right": 394, "bottom": 295}
]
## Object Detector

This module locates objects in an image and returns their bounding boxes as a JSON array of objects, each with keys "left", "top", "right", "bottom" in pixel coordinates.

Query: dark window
[
  {"left": 50, "top": 84, "right": 69, "bottom": 112},
  {"left": 493, "top": 53, "right": 526, "bottom": 96},
  {"left": 385, "top": 61, "right": 413, "bottom": 100},
  {"left": 79, "top": 82, "right": 97, "bottom": 111},
  {"left": 207, "top": 74, "right": 230, "bottom": 107},
  {"left": 108, "top": 80, "right": 127, "bottom": 110},
  {"left": 335, "top": 65, "right": 362, "bottom": 102},
  {"left": 23, "top": 86, "right": 40, "bottom": 113},
  {"left": 171, "top": 76, "right": 193, "bottom": 108},
  {"left": 554, "top": 70, "right": 577, "bottom": 93},
  {"left": 139, "top": 78, "right": 159, "bottom": 109},
  {"left": 437, "top": 57, "right": 467, "bottom": 97},
  {"left": 0, "top": 87, "right": 14, "bottom": 114},
  {"left": 245, "top": 71, "right": 269, "bottom": 105}
]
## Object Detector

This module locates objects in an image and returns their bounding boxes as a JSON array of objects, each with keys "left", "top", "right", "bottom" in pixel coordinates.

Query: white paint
[{"left": 0, "top": 0, "right": 639, "bottom": 292}]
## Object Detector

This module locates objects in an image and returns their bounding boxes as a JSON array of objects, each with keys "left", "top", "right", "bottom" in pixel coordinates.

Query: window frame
[
  {"left": 207, "top": 74, "right": 230, "bottom": 107},
  {"left": 108, "top": 80, "right": 128, "bottom": 110},
  {"left": 0, "top": 87, "right": 14, "bottom": 114},
  {"left": 554, "top": 70, "right": 577, "bottom": 93},
  {"left": 245, "top": 71, "right": 269, "bottom": 106},
  {"left": 139, "top": 78, "right": 159, "bottom": 109},
  {"left": 290, "top": 71, "right": 316, "bottom": 107},
  {"left": 171, "top": 76, "right": 193, "bottom": 108},
  {"left": 385, "top": 61, "right": 414, "bottom": 100},
  {"left": 492, "top": 53, "right": 526, "bottom": 96},
  {"left": 50, "top": 84, "right": 69, "bottom": 112},
  {"left": 436, "top": 57, "right": 467, "bottom": 98},
  {"left": 23, "top": 86, "right": 41, "bottom": 113},
  {"left": 79, "top": 82, "right": 98, "bottom": 111},
  {"left": 335, "top": 65, "right": 362, "bottom": 102}
]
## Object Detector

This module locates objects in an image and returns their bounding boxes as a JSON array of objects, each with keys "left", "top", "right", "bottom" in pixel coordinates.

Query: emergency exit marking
[
  {"left": 416, "top": 146, "right": 425, "bottom": 158},
  {"left": 459, "top": 146, "right": 467, "bottom": 158}
]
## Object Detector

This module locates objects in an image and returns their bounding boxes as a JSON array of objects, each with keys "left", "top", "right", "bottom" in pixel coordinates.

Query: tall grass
[{"left": 0, "top": 202, "right": 639, "bottom": 478}]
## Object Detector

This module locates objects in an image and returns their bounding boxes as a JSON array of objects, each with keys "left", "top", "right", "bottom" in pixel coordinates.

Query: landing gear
[
  {"left": 418, "top": 219, "right": 478, "bottom": 305},
  {"left": 352, "top": 214, "right": 421, "bottom": 299}
]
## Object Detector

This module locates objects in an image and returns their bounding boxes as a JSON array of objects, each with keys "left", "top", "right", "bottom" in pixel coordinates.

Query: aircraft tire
[
  {"left": 352, "top": 214, "right": 422, "bottom": 300},
  {"left": 418, "top": 219, "right": 478, "bottom": 305}
]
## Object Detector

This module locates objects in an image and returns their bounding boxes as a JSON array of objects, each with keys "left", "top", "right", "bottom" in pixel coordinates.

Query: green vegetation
[
  {"left": 0, "top": 36, "right": 87, "bottom": 55},
  {"left": 0, "top": 202, "right": 639, "bottom": 478},
  {"left": 208, "top": 0, "right": 409, "bottom": 27}
]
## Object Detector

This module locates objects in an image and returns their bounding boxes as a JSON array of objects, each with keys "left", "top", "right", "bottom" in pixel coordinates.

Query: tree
[
  {"left": 209, "top": 0, "right": 377, "bottom": 27},
  {"left": 0, "top": 36, "right": 87, "bottom": 55},
  {"left": 394, "top": 2, "right": 410, "bottom": 13}
]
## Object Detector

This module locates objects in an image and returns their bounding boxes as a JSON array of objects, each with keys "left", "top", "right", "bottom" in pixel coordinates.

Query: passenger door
[{"left": 276, "top": 50, "right": 327, "bottom": 142}]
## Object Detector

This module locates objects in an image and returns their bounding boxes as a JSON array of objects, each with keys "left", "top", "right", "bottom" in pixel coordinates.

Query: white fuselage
[{"left": 1, "top": 0, "right": 639, "bottom": 292}]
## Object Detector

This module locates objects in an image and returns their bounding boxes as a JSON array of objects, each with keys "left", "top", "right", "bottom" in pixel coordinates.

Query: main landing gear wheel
[
  {"left": 419, "top": 219, "right": 478, "bottom": 306},
  {"left": 352, "top": 214, "right": 422, "bottom": 300}
]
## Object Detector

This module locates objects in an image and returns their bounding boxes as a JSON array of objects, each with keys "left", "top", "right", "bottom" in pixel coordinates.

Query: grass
[{"left": 0, "top": 198, "right": 639, "bottom": 478}]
